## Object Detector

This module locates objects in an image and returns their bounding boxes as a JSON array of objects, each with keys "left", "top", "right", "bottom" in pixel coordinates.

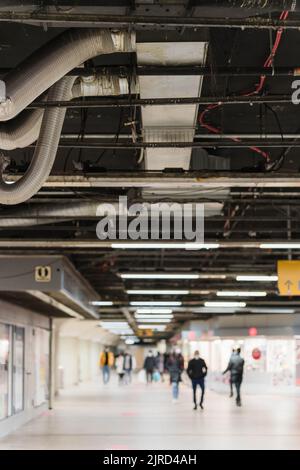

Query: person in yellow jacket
[{"left": 100, "top": 347, "right": 114, "bottom": 384}]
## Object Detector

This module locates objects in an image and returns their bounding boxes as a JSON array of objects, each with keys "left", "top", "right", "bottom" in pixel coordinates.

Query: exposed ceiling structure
[{"left": 1, "top": 1, "right": 300, "bottom": 343}]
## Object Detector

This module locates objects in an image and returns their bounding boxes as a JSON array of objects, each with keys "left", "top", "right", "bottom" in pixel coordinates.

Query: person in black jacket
[
  {"left": 143, "top": 350, "right": 156, "bottom": 383},
  {"left": 166, "top": 350, "right": 184, "bottom": 403},
  {"left": 223, "top": 347, "right": 244, "bottom": 406},
  {"left": 187, "top": 350, "right": 208, "bottom": 410}
]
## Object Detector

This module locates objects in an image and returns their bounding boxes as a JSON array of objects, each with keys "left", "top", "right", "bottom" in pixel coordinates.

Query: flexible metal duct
[
  {"left": 0, "top": 109, "right": 43, "bottom": 151},
  {"left": 0, "top": 74, "right": 137, "bottom": 151},
  {"left": 0, "top": 200, "right": 223, "bottom": 228},
  {"left": 0, "top": 29, "right": 135, "bottom": 204},
  {"left": 0, "top": 28, "right": 135, "bottom": 121},
  {"left": 0, "top": 76, "right": 75, "bottom": 205}
]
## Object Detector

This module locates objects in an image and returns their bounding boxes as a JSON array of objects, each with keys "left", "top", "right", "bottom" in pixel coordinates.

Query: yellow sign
[
  {"left": 277, "top": 260, "right": 300, "bottom": 296},
  {"left": 138, "top": 328, "right": 153, "bottom": 337}
]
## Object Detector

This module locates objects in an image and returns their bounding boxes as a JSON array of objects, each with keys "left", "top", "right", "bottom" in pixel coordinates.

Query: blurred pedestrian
[
  {"left": 223, "top": 347, "right": 244, "bottom": 406},
  {"left": 144, "top": 350, "right": 156, "bottom": 383},
  {"left": 99, "top": 347, "right": 114, "bottom": 384},
  {"left": 167, "top": 349, "right": 184, "bottom": 403},
  {"left": 155, "top": 352, "right": 165, "bottom": 382},
  {"left": 187, "top": 350, "right": 208, "bottom": 410},
  {"left": 123, "top": 350, "right": 136, "bottom": 384},
  {"left": 116, "top": 352, "right": 125, "bottom": 385}
]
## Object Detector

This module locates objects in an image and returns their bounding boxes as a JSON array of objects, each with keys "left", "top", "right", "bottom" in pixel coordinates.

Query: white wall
[{"left": 0, "top": 299, "right": 50, "bottom": 438}]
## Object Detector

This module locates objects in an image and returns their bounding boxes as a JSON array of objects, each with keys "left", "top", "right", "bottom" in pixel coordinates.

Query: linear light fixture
[
  {"left": 134, "top": 315, "right": 174, "bottom": 319},
  {"left": 130, "top": 301, "right": 182, "bottom": 306},
  {"left": 121, "top": 273, "right": 200, "bottom": 279},
  {"left": 136, "top": 308, "right": 173, "bottom": 314},
  {"left": 260, "top": 243, "right": 300, "bottom": 249},
  {"left": 137, "top": 318, "right": 171, "bottom": 323},
  {"left": 138, "top": 325, "right": 166, "bottom": 330},
  {"left": 127, "top": 289, "right": 189, "bottom": 295},
  {"left": 90, "top": 301, "right": 114, "bottom": 306},
  {"left": 111, "top": 243, "right": 219, "bottom": 250},
  {"left": 216, "top": 291, "right": 267, "bottom": 297},
  {"left": 236, "top": 275, "right": 278, "bottom": 282},
  {"left": 204, "top": 301, "right": 247, "bottom": 308}
]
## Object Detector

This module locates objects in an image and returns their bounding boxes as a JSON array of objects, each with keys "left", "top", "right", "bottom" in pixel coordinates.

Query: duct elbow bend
[
  {"left": 0, "top": 76, "right": 75, "bottom": 206},
  {"left": 0, "top": 29, "right": 136, "bottom": 122}
]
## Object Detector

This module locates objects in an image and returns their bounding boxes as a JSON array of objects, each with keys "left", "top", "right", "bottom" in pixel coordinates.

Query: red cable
[{"left": 199, "top": 11, "right": 289, "bottom": 163}]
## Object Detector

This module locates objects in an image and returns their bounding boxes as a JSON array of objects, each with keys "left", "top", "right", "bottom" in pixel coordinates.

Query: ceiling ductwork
[
  {"left": 0, "top": 29, "right": 135, "bottom": 205},
  {"left": 0, "top": 28, "right": 135, "bottom": 121},
  {"left": 0, "top": 74, "right": 137, "bottom": 151}
]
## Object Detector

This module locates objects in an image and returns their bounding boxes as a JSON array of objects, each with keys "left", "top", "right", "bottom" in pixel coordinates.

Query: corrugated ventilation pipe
[
  {"left": 0, "top": 29, "right": 135, "bottom": 205},
  {"left": 0, "top": 75, "right": 137, "bottom": 151}
]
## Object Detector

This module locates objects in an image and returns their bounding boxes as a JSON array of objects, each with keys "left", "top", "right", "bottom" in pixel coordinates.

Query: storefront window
[
  {"left": 0, "top": 323, "right": 11, "bottom": 420},
  {"left": 12, "top": 326, "right": 25, "bottom": 414}
]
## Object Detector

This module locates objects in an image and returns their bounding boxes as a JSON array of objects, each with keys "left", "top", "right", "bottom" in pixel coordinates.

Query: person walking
[
  {"left": 116, "top": 352, "right": 125, "bottom": 385},
  {"left": 223, "top": 347, "right": 244, "bottom": 406},
  {"left": 155, "top": 352, "right": 165, "bottom": 382},
  {"left": 228, "top": 349, "right": 236, "bottom": 397},
  {"left": 99, "top": 347, "right": 114, "bottom": 384},
  {"left": 187, "top": 350, "right": 208, "bottom": 410},
  {"left": 143, "top": 350, "right": 156, "bottom": 383},
  {"left": 123, "top": 350, "right": 136, "bottom": 384},
  {"left": 167, "top": 350, "right": 184, "bottom": 403}
]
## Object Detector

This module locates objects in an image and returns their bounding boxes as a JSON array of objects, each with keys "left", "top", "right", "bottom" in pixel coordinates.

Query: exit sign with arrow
[{"left": 278, "top": 260, "right": 300, "bottom": 296}]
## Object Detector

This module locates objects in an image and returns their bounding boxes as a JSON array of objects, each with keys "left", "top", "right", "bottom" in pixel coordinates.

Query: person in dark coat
[
  {"left": 223, "top": 347, "right": 244, "bottom": 406},
  {"left": 167, "top": 350, "right": 184, "bottom": 403},
  {"left": 187, "top": 350, "right": 208, "bottom": 410},
  {"left": 143, "top": 350, "right": 156, "bottom": 383}
]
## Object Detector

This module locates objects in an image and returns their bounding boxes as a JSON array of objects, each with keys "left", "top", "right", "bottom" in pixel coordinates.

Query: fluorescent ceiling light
[
  {"left": 198, "top": 274, "right": 227, "bottom": 279},
  {"left": 111, "top": 243, "right": 219, "bottom": 250},
  {"left": 130, "top": 301, "right": 182, "bottom": 306},
  {"left": 127, "top": 289, "right": 189, "bottom": 295},
  {"left": 121, "top": 273, "right": 199, "bottom": 279},
  {"left": 260, "top": 243, "right": 300, "bottom": 249},
  {"left": 136, "top": 308, "right": 173, "bottom": 314},
  {"left": 90, "top": 301, "right": 113, "bottom": 306},
  {"left": 135, "top": 314, "right": 174, "bottom": 319},
  {"left": 216, "top": 291, "right": 267, "bottom": 297},
  {"left": 138, "top": 325, "right": 166, "bottom": 330},
  {"left": 137, "top": 318, "right": 171, "bottom": 323},
  {"left": 236, "top": 275, "right": 278, "bottom": 282},
  {"left": 204, "top": 301, "right": 246, "bottom": 308}
]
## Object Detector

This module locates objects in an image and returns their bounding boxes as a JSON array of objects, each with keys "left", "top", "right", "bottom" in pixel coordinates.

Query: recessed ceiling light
[
  {"left": 216, "top": 291, "right": 267, "bottom": 297},
  {"left": 204, "top": 301, "right": 246, "bottom": 308},
  {"left": 90, "top": 301, "right": 113, "bottom": 306},
  {"left": 127, "top": 289, "right": 189, "bottom": 295},
  {"left": 130, "top": 301, "right": 182, "bottom": 306},
  {"left": 121, "top": 273, "right": 199, "bottom": 279}
]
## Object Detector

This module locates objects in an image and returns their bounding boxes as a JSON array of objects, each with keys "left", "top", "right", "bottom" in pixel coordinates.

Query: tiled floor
[{"left": 1, "top": 377, "right": 300, "bottom": 450}]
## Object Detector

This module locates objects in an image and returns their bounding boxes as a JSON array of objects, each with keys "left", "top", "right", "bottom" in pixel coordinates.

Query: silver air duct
[
  {"left": 0, "top": 76, "right": 75, "bottom": 205},
  {"left": 0, "top": 29, "right": 135, "bottom": 205},
  {"left": 0, "top": 74, "right": 137, "bottom": 151},
  {"left": 0, "top": 29, "right": 135, "bottom": 121}
]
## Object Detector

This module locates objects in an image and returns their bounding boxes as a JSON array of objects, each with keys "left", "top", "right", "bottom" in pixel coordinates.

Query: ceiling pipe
[
  {"left": 0, "top": 74, "right": 137, "bottom": 151},
  {"left": 0, "top": 29, "right": 135, "bottom": 204},
  {"left": 0, "top": 28, "right": 135, "bottom": 121}
]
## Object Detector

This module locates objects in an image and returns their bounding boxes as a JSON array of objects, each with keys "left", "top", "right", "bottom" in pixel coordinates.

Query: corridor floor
[{"left": 1, "top": 378, "right": 300, "bottom": 450}]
